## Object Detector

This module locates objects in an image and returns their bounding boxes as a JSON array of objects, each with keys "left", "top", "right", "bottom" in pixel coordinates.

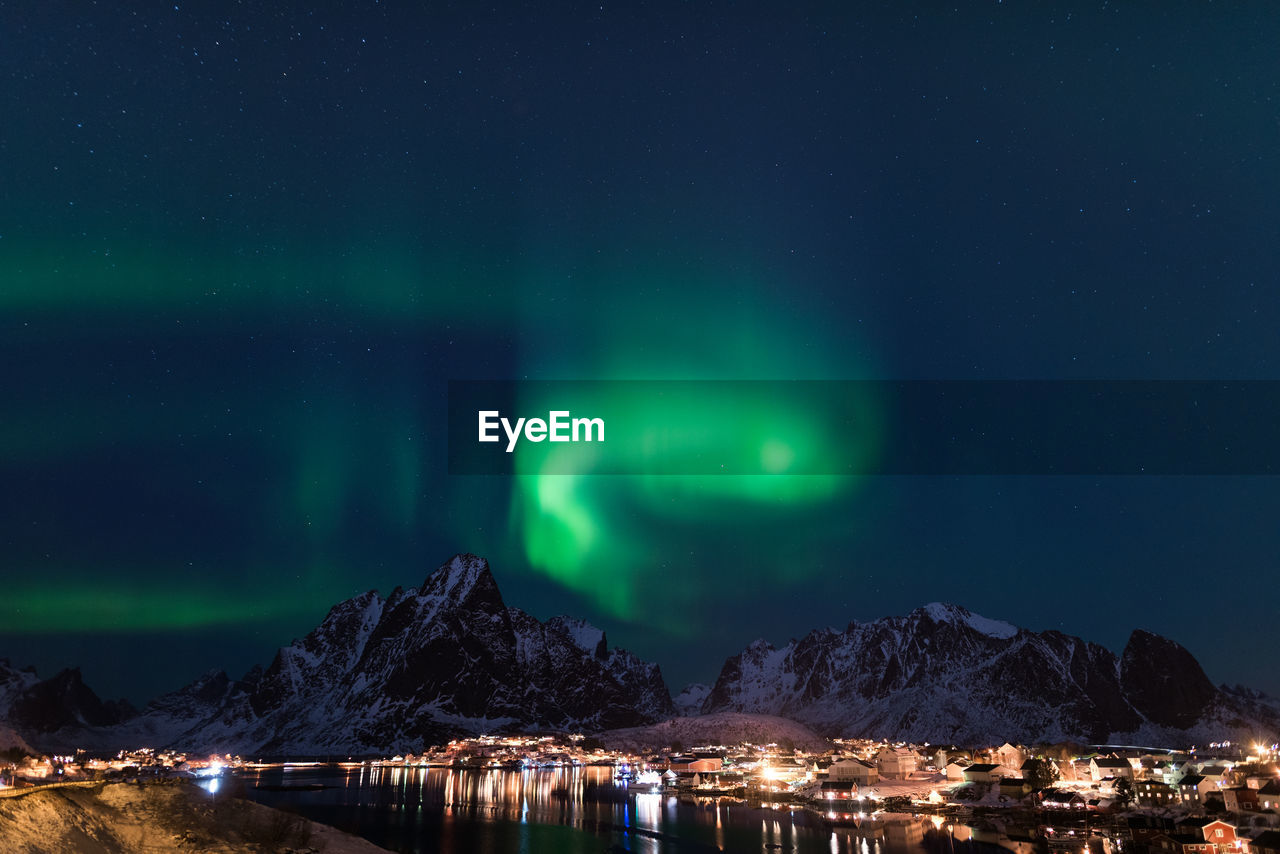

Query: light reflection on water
[{"left": 217, "top": 765, "right": 996, "bottom": 854}]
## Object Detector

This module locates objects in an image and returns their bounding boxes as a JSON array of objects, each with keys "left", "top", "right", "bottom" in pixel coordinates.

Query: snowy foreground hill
[{"left": 1, "top": 554, "right": 1276, "bottom": 753}]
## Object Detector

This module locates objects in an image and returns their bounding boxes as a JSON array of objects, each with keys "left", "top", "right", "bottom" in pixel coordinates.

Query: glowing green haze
[{"left": 503, "top": 264, "right": 883, "bottom": 626}]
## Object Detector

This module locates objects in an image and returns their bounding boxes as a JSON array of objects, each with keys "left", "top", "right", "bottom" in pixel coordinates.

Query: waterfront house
[
  {"left": 1159, "top": 760, "right": 1195, "bottom": 784},
  {"left": 1195, "top": 820, "right": 1242, "bottom": 854},
  {"left": 1197, "top": 764, "right": 1231, "bottom": 786},
  {"left": 820, "top": 780, "right": 859, "bottom": 800},
  {"left": 829, "top": 758, "right": 878, "bottom": 786},
  {"left": 1147, "top": 823, "right": 1242, "bottom": 854},
  {"left": 667, "top": 755, "right": 723, "bottom": 773},
  {"left": 963, "top": 763, "right": 1011, "bottom": 784},
  {"left": 875, "top": 746, "right": 918, "bottom": 779},
  {"left": 995, "top": 743, "right": 1025, "bottom": 769},
  {"left": 1091, "top": 757, "right": 1134, "bottom": 781},
  {"left": 1175, "top": 774, "right": 1216, "bottom": 806},
  {"left": 1223, "top": 786, "right": 1260, "bottom": 813},
  {"left": 1041, "top": 788, "right": 1087, "bottom": 808},
  {"left": 1137, "top": 780, "right": 1179, "bottom": 808}
]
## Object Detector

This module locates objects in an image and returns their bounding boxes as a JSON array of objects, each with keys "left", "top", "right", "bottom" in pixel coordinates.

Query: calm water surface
[{"left": 219, "top": 765, "right": 973, "bottom": 854}]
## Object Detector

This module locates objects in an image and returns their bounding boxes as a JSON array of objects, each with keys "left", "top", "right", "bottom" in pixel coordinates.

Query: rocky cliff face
[
  {"left": 701, "top": 602, "right": 1275, "bottom": 744},
  {"left": 1120, "top": 628, "right": 1219, "bottom": 729}
]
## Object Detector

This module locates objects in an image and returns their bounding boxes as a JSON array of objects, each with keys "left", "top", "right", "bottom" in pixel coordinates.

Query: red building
[{"left": 1147, "top": 821, "right": 1243, "bottom": 854}]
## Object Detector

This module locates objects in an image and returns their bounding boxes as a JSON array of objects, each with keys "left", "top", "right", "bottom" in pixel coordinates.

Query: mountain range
[
  {"left": 1, "top": 555, "right": 672, "bottom": 755},
  {"left": 1, "top": 555, "right": 1275, "bottom": 754},
  {"left": 699, "top": 601, "right": 1279, "bottom": 745}
]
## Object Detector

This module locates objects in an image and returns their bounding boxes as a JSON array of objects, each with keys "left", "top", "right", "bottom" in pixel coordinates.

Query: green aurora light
[
  {"left": 502, "top": 273, "right": 884, "bottom": 625},
  {"left": 2, "top": 242, "right": 882, "bottom": 636}
]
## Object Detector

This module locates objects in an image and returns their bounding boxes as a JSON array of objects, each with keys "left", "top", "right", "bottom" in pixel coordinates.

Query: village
[
  {"left": 0, "top": 746, "right": 230, "bottom": 789},
  {"left": 3, "top": 734, "right": 1278, "bottom": 853}
]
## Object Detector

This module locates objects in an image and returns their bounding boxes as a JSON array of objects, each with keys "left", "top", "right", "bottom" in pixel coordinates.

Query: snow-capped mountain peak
[
  {"left": 423, "top": 552, "right": 502, "bottom": 604},
  {"left": 919, "top": 601, "right": 1019, "bottom": 639},
  {"left": 15, "top": 554, "right": 676, "bottom": 755}
]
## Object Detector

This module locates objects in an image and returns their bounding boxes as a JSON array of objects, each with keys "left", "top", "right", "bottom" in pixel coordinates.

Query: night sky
[{"left": 3, "top": 3, "right": 1279, "bottom": 706}]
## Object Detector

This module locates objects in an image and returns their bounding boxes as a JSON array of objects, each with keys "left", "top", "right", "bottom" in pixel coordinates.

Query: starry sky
[{"left": 3, "top": 3, "right": 1279, "bottom": 706}]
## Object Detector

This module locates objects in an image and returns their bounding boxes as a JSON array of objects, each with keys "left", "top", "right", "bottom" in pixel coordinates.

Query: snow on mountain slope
[
  {"left": 703, "top": 602, "right": 1278, "bottom": 745},
  {"left": 0, "top": 660, "right": 40, "bottom": 719},
  {"left": 923, "top": 602, "right": 1018, "bottom": 639},
  {"left": 7, "top": 578, "right": 1276, "bottom": 754},
  {"left": 16, "top": 554, "right": 675, "bottom": 755},
  {"left": 673, "top": 683, "right": 711, "bottom": 716}
]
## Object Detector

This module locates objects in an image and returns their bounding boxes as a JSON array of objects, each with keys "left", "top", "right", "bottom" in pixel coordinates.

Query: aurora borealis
[{"left": 4, "top": 3, "right": 1280, "bottom": 704}]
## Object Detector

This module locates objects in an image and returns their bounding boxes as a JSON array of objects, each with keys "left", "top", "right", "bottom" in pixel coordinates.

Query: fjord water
[{"left": 230, "top": 764, "right": 926, "bottom": 854}]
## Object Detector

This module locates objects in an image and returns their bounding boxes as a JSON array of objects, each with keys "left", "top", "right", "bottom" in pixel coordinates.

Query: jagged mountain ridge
[
  {"left": 701, "top": 601, "right": 1278, "bottom": 744},
  {"left": 4, "top": 577, "right": 1276, "bottom": 753},
  {"left": 184, "top": 553, "right": 674, "bottom": 753},
  {"left": 5, "top": 555, "right": 674, "bottom": 755}
]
